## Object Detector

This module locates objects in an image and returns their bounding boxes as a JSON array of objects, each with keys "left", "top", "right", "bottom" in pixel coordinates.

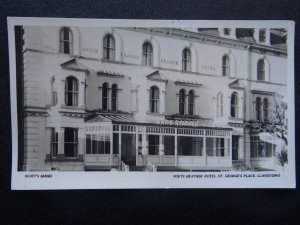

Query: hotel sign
[{"left": 152, "top": 119, "right": 205, "bottom": 127}]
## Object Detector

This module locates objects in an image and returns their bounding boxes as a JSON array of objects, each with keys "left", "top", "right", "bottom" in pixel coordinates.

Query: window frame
[
  {"left": 50, "top": 128, "right": 58, "bottom": 158},
  {"left": 64, "top": 128, "right": 78, "bottom": 158},
  {"left": 59, "top": 27, "right": 73, "bottom": 55},
  {"left": 230, "top": 92, "right": 239, "bottom": 118},
  {"left": 103, "top": 34, "right": 116, "bottom": 60},
  {"left": 217, "top": 92, "right": 224, "bottom": 118},
  {"left": 250, "top": 136, "right": 274, "bottom": 158},
  {"left": 149, "top": 86, "right": 160, "bottom": 113},
  {"left": 65, "top": 76, "right": 78, "bottom": 107},
  {"left": 222, "top": 55, "right": 230, "bottom": 76},
  {"left": 188, "top": 90, "right": 194, "bottom": 116},
  {"left": 142, "top": 42, "right": 153, "bottom": 66},
  {"left": 102, "top": 83, "right": 109, "bottom": 111},
  {"left": 182, "top": 48, "right": 191, "bottom": 72},
  {"left": 257, "top": 59, "right": 265, "bottom": 81},
  {"left": 111, "top": 83, "right": 118, "bottom": 112},
  {"left": 224, "top": 28, "right": 231, "bottom": 35},
  {"left": 263, "top": 98, "right": 269, "bottom": 122},
  {"left": 179, "top": 89, "right": 186, "bottom": 115},
  {"left": 259, "top": 29, "right": 266, "bottom": 42},
  {"left": 256, "top": 97, "right": 262, "bottom": 122}
]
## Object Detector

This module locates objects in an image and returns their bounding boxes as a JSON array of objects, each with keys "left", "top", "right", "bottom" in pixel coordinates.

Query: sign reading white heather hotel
[{"left": 8, "top": 18, "right": 295, "bottom": 189}]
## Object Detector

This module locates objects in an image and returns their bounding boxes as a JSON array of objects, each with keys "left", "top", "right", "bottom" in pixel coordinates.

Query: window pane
[
  {"left": 148, "top": 135, "right": 159, "bottom": 155},
  {"left": 164, "top": 136, "right": 175, "bottom": 155},
  {"left": 113, "top": 133, "right": 119, "bottom": 154},
  {"left": 86, "top": 135, "right": 91, "bottom": 154},
  {"left": 206, "top": 138, "right": 214, "bottom": 156},
  {"left": 64, "top": 128, "right": 78, "bottom": 157}
]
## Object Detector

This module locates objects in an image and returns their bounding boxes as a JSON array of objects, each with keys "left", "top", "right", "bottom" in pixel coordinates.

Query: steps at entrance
[{"left": 129, "top": 166, "right": 145, "bottom": 171}]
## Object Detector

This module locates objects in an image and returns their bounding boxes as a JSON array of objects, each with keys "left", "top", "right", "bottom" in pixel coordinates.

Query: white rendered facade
[{"left": 18, "top": 26, "right": 288, "bottom": 171}]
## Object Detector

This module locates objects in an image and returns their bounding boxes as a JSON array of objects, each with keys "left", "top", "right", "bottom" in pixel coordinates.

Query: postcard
[{"left": 8, "top": 17, "right": 295, "bottom": 189}]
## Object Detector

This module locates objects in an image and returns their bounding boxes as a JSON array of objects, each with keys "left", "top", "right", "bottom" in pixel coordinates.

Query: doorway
[{"left": 121, "top": 134, "right": 136, "bottom": 166}]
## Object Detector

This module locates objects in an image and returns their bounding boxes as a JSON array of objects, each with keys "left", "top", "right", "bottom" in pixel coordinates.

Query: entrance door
[
  {"left": 232, "top": 136, "right": 239, "bottom": 160},
  {"left": 121, "top": 134, "right": 136, "bottom": 166}
]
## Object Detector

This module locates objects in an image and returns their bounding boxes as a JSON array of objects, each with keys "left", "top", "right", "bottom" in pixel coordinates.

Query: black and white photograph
[{"left": 8, "top": 18, "right": 295, "bottom": 189}]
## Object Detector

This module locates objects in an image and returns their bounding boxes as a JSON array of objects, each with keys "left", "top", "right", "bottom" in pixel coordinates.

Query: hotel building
[{"left": 15, "top": 26, "right": 288, "bottom": 171}]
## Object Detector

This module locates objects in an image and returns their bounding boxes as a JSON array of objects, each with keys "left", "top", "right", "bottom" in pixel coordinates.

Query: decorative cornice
[
  {"left": 251, "top": 90, "right": 274, "bottom": 95},
  {"left": 123, "top": 28, "right": 287, "bottom": 57},
  {"left": 175, "top": 80, "right": 202, "bottom": 87}
]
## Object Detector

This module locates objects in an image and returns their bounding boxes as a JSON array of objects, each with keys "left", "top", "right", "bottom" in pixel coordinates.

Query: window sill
[
  {"left": 61, "top": 105, "right": 86, "bottom": 110},
  {"left": 228, "top": 117, "right": 243, "bottom": 121},
  {"left": 101, "top": 59, "right": 122, "bottom": 64},
  {"left": 146, "top": 112, "right": 165, "bottom": 116},
  {"left": 45, "top": 154, "right": 84, "bottom": 162}
]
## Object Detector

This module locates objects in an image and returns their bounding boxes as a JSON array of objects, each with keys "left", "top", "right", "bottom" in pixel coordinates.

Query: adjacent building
[{"left": 16, "top": 26, "right": 288, "bottom": 171}]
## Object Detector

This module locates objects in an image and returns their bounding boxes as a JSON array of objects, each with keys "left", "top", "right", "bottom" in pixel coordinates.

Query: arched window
[
  {"left": 179, "top": 89, "right": 186, "bottom": 115},
  {"left": 230, "top": 92, "right": 238, "bottom": 118},
  {"left": 217, "top": 92, "right": 223, "bottom": 117},
  {"left": 142, "top": 42, "right": 153, "bottom": 66},
  {"left": 111, "top": 84, "right": 118, "bottom": 112},
  {"left": 263, "top": 98, "right": 269, "bottom": 122},
  {"left": 222, "top": 55, "right": 230, "bottom": 76},
  {"left": 103, "top": 34, "right": 115, "bottom": 60},
  {"left": 149, "top": 86, "right": 159, "bottom": 113},
  {"left": 102, "top": 83, "right": 109, "bottom": 111},
  {"left": 256, "top": 97, "right": 262, "bottom": 121},
  {"left": 188, "top": 90, "right": 194, "bottom": 115},
  {"left": 182, "top": 48, "right": 191, "bottom": 72},
  {"left": 65, "top": 76, "right": 78, "bottom": 106},
  {"left": 257, "top": 59, "right": 265, "bottom": 81},
  {"left": 60, "top": 27, "right": 73, "bottom": 54}
]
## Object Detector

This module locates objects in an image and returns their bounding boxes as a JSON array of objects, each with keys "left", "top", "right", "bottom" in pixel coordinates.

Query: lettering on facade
[
  {"left": 160, "top": 58, "right": 178, "bottom": 65},
  {"left": 155, "top": 119, "right": 202, "bottom": 127},
  {"left": 122, "top": 53, "right": 140, "bottom": 59},
  {"left": 82, "top": 47, "right": 98, "bottom": 54},
  {"left": 201, "top": 65, "right": 216, "bottom": 71}
]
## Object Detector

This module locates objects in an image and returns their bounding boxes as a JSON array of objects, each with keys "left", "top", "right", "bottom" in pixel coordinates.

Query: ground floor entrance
[
  {"left": 121, "top": 134, "right": 136, "bottom": 166},
  {"left": 84, "top": 120, "right": 234, "bottom": 171}
]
